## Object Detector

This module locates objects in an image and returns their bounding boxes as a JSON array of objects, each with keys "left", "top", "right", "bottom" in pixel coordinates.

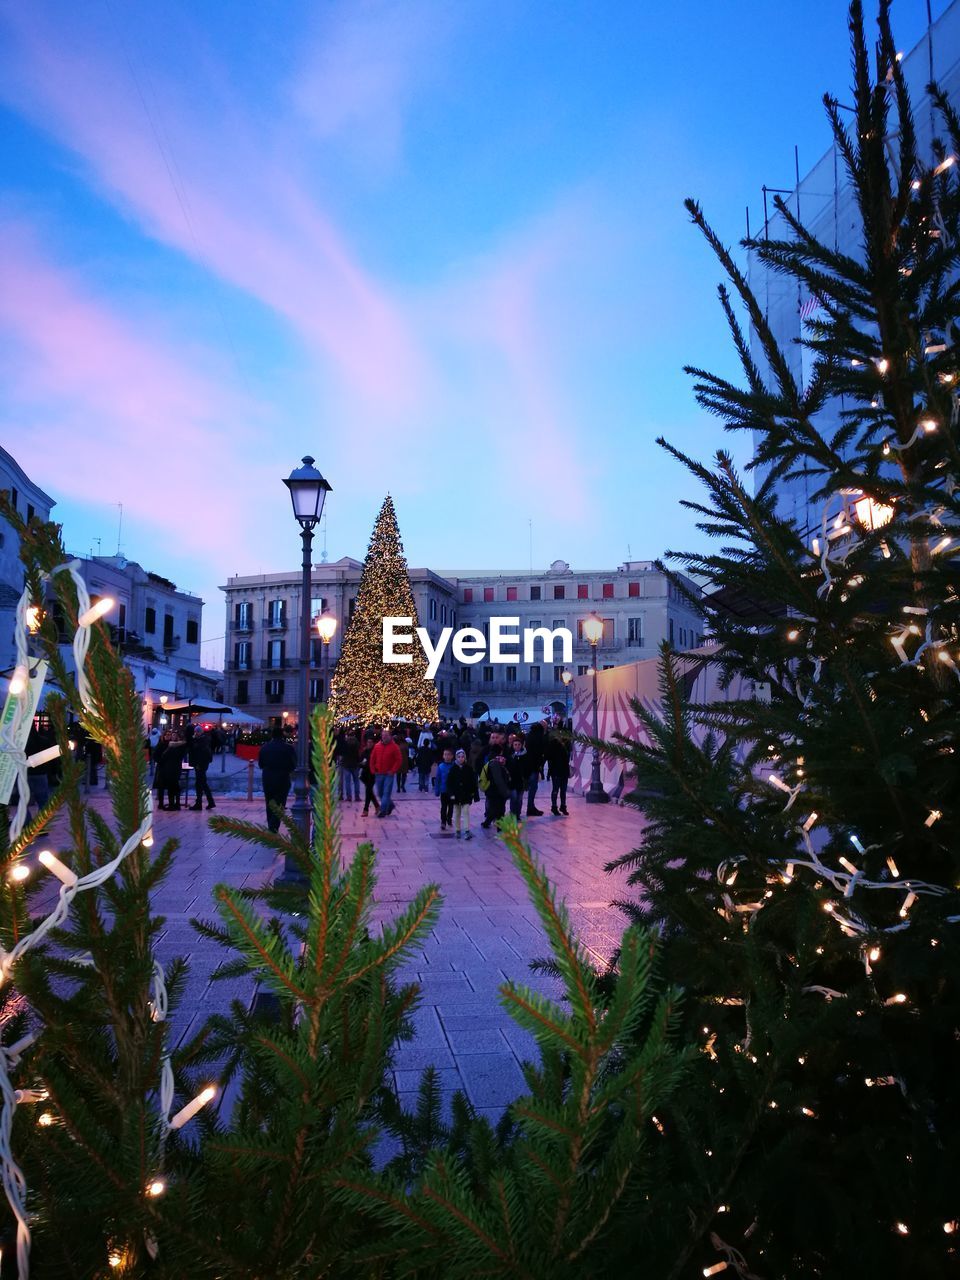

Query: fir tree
[
  {"left": 600, "top": 4, "right": 960, "bottom": 1276},
  {"left": 329, "top": 495, "right": 439, "bottom": 724}
]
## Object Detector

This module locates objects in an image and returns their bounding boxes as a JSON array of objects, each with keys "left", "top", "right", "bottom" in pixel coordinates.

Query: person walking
[
  {"left": 156, "top": 736, "right": 188, "bottom": 811},
  {"left": 189, "top": 731, "right": 216, "bottom": 811},
  {"left": 360, "top": 734, "right": 380, "bottom": 817},
  {"left": 436, "top": 747, "right": 455, "bottom": 829},
  {"left": 524, "top": 722, "right": 547, "bottom": 817},
  {"left": 257, "top": 727, "right": 297, "bottom": 833},
  {"left": 369, "top": 729, "right": 403, "bottom": 818},
  {"left": 339, "top": 732, "right": 361, "bottom": 802},
  {"left": 547, "top": 726, "right": 571, "bottom": 816},
  {"left": 415, "top": 739, "right": 433, "bottom": 792},
  {"left": 480, "top": 750, "right": 511, "bottom": 828},
  {"left": 447, "top": 748, "right": 479, "bottom": 840}
]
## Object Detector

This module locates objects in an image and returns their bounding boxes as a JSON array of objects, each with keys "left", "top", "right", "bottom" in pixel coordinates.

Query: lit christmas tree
[{"left": 328, "top": 495, "right": 438, "bottom": 723}]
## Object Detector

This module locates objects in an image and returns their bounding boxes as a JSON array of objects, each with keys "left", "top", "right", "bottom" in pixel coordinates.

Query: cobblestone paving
[{"left": 35, "top": 783, "right": 645, "bottom": 1126}]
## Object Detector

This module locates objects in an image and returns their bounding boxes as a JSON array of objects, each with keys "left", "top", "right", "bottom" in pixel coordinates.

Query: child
[
  {"left": 436, "top": 747, "right": 455, "bottom": 829},
  {"left": 447, "top": 748, "right": 479, "bottom": 840}
]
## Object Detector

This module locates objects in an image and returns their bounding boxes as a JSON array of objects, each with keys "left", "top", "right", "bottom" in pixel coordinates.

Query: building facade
[
  {"left": 0, "top": 448, "right": 56, "bottom": 674},
  {"left": 748, "top": 2, "right": 960, "bottom": 539},
  {"left": 61, "top": 555, "right": 220, "bottom": 723},
  {"left": 221, "top": 557, "right": 703, "bottom": 725}
]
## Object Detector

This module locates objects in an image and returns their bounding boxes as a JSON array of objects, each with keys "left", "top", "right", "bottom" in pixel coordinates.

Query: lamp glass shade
[
  {"left": 582, "top": 613, "right": 604, "bottom": 646},
  {"left": 316, "top": 614, "right": 338, "bottom": 643},
  {"left": 561, "top": 669, "right": 573, "bottom": 685},
  {"left": 284, "top": 456, "right": 332, "bottom": 527}
]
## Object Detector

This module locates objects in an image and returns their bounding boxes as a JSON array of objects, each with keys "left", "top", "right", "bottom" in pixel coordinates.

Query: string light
[
  {"left": 37, "top": 851, "right": 78, "bottom": 890},
  {"left": 703, "top": 1265, "right": 729, "bottom": 1277},
  {"left": 146, "top": 1179, "right": 166, "bottom": 1198},
  {"left": 76, "top": 597, "right": 114, "bottom": 629},
  {"left": 168, "top": 1085, "right": 217, "bottom": 1131},
  {"left": 8, "top": 866, "right": 29, "bottom": 884},
  {"left": 894, "top": 1222, "right": 909, "bottom": 1235},
  {"left": 885, "top": 993, "right": 908, "bottom": 1006}
]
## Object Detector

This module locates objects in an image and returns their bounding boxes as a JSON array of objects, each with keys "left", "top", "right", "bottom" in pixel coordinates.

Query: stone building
[
  {"left": 220, "top": 557, "right": 702, "bottom": 725},
  {"left": 0, "top": 447, "right": 56, "bottom": 674}
]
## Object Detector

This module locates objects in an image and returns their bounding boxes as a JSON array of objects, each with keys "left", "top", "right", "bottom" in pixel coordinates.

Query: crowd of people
[
  {"left": 150, "top": 724, "right": 217, "bottom": 812},
  {"left": 330, "top": 717, "right": 574, "bottom": 837}
]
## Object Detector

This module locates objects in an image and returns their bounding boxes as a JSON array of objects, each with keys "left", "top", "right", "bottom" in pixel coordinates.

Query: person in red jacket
[{"left": 369, "top": 729, "right": 403, "bottom": 817}]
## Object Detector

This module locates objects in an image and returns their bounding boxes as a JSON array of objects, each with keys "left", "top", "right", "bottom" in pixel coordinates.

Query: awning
[{"left": 162, "top": 699, "right": 233, "bottom": 714}]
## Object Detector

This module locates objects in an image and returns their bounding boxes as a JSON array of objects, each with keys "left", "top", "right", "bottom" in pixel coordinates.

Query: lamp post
[
  {"left": 581, "top": 614, "right": 608, "bottom": 804},
  {"left": 560, "top": 668, "right": 572, "bottom": 721},
  {"left": 283, "top": 456, "right": 332, "bottom": 843}
]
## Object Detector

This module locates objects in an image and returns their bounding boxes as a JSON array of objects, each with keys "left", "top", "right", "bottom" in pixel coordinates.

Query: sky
[{"left": 0, "top": 0, "right": 950, "bottom": 668}]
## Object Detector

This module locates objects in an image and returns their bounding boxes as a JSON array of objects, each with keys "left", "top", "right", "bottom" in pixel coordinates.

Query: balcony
[
  {"left": 261, "top": 658, "right": 291, "bottom": 671},
  {"left": 263, "top": 614, "right": 287, "bottom": 632},
  {"left": 225, "top": 659, "right": 253, "bottom": 672},
  {"left": 231, "top": 618, "right": 254, "bottom": 633}
]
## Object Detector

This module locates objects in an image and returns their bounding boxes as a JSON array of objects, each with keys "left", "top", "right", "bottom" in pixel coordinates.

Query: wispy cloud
[
  {"left": 0, "top": 2, "right": 428, "bottom": 412},
  {"left": 0, "top": 222, "right": 264, "bottom": 562}
]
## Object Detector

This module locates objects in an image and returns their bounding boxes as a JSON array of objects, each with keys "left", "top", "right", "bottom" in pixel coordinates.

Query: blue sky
[{"left": 0, "top": 0, "right": 948, "bottom": 665}]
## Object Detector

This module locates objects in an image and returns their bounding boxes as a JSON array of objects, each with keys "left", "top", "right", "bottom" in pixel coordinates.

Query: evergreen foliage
[
  {"left": 600, "top": 4, "right": 960, "bottom": 1275},
  {"left": 328, "top": 496, "right": 439, "bottom": 724}
]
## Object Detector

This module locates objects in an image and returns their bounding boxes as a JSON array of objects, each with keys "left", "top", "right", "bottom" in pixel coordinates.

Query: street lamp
[
  {"left": 560, "top": 668, "right": 572, "bottom": 719},
  {"left": 581, "top": 614, "right": 609, "bottom": 804},
  {"left": 283, "top": 456, "right": 332, "bottom": 843}
]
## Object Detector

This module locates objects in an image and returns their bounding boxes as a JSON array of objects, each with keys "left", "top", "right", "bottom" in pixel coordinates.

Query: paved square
[{"left": 31, "top": 783, "right": 644, "bottom": 1123}]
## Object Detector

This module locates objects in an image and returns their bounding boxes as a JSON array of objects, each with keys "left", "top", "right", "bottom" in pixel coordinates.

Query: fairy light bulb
[
  {"left": 899, "top": 892, "right": 917, "bottom": 919},
  {"left": 38, "top": 850, "right": 78, "bottom": 889},
  {"left": 108, "top": 1250, "right": 123, "bottom": 1268},
  {"left": 9, "top": 665, "right": 28, "bottom": 697},
  {"left": 9, "top": 864, "right": 30, "bottom": 883},
  {"left": 77, "top": 596, "right": 114, "bottom": 628},
  {"left": 876, "top": 357, "right": 889, "bottom": 374},
  {"left": 169, "top": 1085, "right": 217, "bottom": 1130},
  {"left": 142, "top": 832, "right": 154, "bottom": 849},
  {"left": 869, "top": 947, "right": 881, "bottom": 962},
  {"left": 945, "top": 1221, "right": 958, "bottom": 1234},
  {"left": 146, "top": 1179, "right": 166, "bottom": 1198},
  {"left": 703, "top": 1265, "right": 729, "bottom": 1277},
  {"left": 894, "top": 1221, "right": 909, "bottom": 1235},
  {"left": 37, "top": 1112, "right": 55, "bottom": 1127},
  {"left": 886, "top": 993, "right": 908, "bottom": 1006}
]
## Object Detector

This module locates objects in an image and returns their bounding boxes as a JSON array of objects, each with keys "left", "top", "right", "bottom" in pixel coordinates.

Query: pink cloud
[
  {"left": 0, "top": 3, "right": 427, "bottom": 413},
  {"left": 0, "top": 223, "right": 266, "bottom": 563}
]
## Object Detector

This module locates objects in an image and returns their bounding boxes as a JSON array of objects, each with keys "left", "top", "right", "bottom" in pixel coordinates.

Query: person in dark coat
[
  {"left": 415, "top": 740, "right": 433, "bottom": 792},
  {"left": 480, "top": 751, "right": 511, "bottom": 828},
  {"left": 156, "top": 737, "right": 188, "bottom": 810},
  {"left": 524, "top": 722, "right": 547, "bottom": 817},
  {"left": 338, "top": 733, "right": 361, "bottom": 802},
  {"left": 546, "top": 728, "right": 572, "bottom": 816},
  {"left": 189, "top": 731, "right": 216, "bottom": 810},
  {"left": 447, "top": 748, "right": 479, "bottom": 840},
  {"left": 257, "top": 727, "right": 297, "bottom": 832}
]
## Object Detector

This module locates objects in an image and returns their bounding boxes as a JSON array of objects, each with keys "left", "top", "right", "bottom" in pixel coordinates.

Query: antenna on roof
[
  {"left": 321, "top": 513, "right": 328, "bottom": 564},
  {"left": 528, "top": 518, "right": 533, "bottom": 573},
  {"left": 115, "top": 502, "right": 123, "bottom": 556}
]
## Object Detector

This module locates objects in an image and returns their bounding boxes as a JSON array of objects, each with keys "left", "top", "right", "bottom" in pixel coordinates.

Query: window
[
  {"left": 349, "top": 597, "right": 357, "bottom": 617},
  {"left": 430, "top": 599, "right": 437, "bottom": 621},
  {"left": 267, "top": 599, "right": 285, "bottom": 628},
  {"left": 530, "top": 619, "right": 542, "bottom": 631},
  {"left": 506, "top": 586, "right": 518, "bottom": 601},
  {"left": 553, "top": 585, "right": 565, "bottom": 600},
  {"left": 9, "top": 488, "right": 17, "bottom": 513},
  {"left": 310, "top": 595, "right": 326, "bottom": 618},
  {"left": 116, "top": 602, "right": 127, "bottom": 644},
  {"left": 463, "top": 588, "right": 473, "bottom": 603},
  {"left": 530, "top": 585, "right": 541, "bottom": 601},
  {"left": 554, "top": 665, "right": 565, "bottom": 683},
  {"left": 602, "top": 664, "right": 614, "bottom": 671},
  {"left": 461, "top": 667, "right": 471, "bottom": 685},
  {"left": 669, "top": 618, "right": 675, "bottom": 644},
  {"left": 235, "top": 601, "right": 252, "bottom": 629},
  {"left": 576, "top": 618, "right": 615, "bottom": 645},
  {"left": 309, "top": 677, "right": 324, "bottom": 702},
  {"left": 552, "top": 618, "right": 563, "bottom": 631},
  {"left": 26, "top": 504, "right": 34, "bottom": 523},
  {"left": 266, "top": 679, "right": 284, "bottom": 704},
  {"left": 236, "top": 680, "right": 248, "bottom": 705},
  {"left": 163, "top": 614, "right": 174, "bottom": 647},
  {"left": 505, "top": 666, "right": 517, "bottom": 683},
  {"left": 441, "top": 603, "right": 447, "bottom": 624},
  {"left": 186, "top": 619, "right": 199, "bottom": 645},
  {"left": 628, "top": 581, "right": 640, "bottom": 598},
  {"left": 483, "top": 666, "right": 494, "bottom": 683},
  {"left": 602, "top": 583, "right": 614, "bottom": 599},
  {"left": 310, "top": 637, "right": 324, "bottom": 665},
  {"left": 577, "top": 664, "right": 589, "bottom": 676},
  {"left": 234, "top": 641, "right": 251, "bottom": 670},
  {"left": 144, "top": 606, "right": 156, "bottom": 634},
  {"left": 483, "top": 587, "right": 494, "bottom": 603},
  {"left": 628, "top": 617, "right": 643, "bottom": 646},
  {"left": 267, "top": 639, "right": 285, "bottom": 669},
  {"left": 530, "top": 665, "right": 540, "bottom": 684},
  {"left": 577, "top": 584, "right": 588, "bottom": 599}
]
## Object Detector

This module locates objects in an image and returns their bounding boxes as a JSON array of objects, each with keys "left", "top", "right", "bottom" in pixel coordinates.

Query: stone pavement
[{"left": 36, "top": 785, "right": 646, "bottom": 1126}]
